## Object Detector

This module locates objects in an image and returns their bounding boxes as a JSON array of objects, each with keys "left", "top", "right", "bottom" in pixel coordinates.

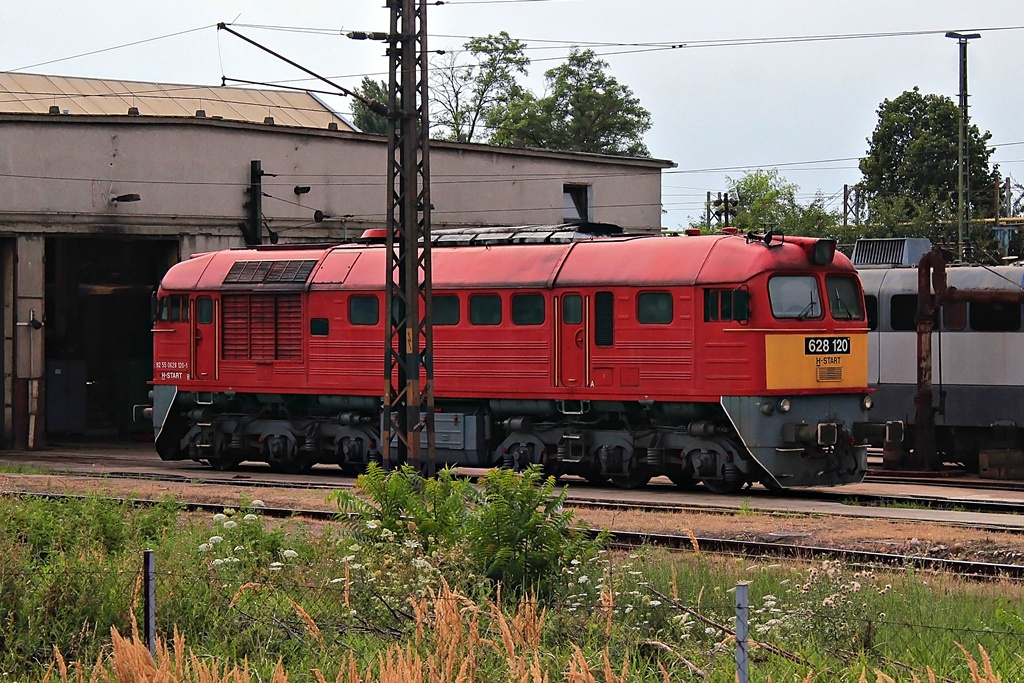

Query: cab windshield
[
  {"left": 825, "top": 275, "right": 864, "bottom": 320},
  {"left": 768, "top": 275, "right": 822, "bottom": 319}
]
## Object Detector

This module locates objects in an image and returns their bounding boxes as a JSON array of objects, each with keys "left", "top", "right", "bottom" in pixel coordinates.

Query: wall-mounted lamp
[
  {"left": 267, "top": 228, "right": 280, "bottom": 244},
  {"left": 293, "top": 185, "right": 311, "bottom": 195},
  {"left": 109, "top": 193, "right": 142, "bottom": 204}
]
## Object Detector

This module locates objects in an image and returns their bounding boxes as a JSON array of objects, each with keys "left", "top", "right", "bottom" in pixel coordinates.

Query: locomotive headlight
[
  {"left": 778, "top": 398, "right": 792, "bottom": 413},
  {"left": 861, "top": 395, "right": 874, "bottom": 411}
]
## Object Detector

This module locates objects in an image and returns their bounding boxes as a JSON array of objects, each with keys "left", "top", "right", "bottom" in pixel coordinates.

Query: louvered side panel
[
  {"left": 250, "top": 296, "right": 277, "bottom": 361},
  {"left": 275, "top": 294, "right": 303, "bottom": 360},
  {"left": 222, "top": 295, "right": 251, "bottom": 360}
]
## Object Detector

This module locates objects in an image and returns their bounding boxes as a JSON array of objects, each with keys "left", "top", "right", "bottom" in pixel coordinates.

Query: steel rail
[
  {"left": 4, "top": 465, "right": 1024, "bottom": 520},
  {"left": 6, "top": 490, "right": 1022, "bottom": 581}
]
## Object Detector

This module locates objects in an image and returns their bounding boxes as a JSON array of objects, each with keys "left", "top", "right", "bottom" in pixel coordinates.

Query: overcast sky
[{"left": 4, "top": 1, "right": 1023, "bottom": 229}]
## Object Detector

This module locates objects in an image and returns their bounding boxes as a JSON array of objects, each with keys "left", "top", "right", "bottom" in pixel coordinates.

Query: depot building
[{"left": 0, "top": 72, "right": 672, "bottom": 448}]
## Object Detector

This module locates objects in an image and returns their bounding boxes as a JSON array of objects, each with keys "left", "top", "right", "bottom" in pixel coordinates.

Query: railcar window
[
  {"left": 595, "top": 291, "right": 614, "bottom": 346},
  {"left": 768, "top": 276, "right": 822, "bottom": 319},
  {"left": 825, "top": 275, "right": 864, "bottom": 320},
  {"left": 637, "top": 292, "right": 673, "bottom": 324},
  {"left": 310, "top": 318, "right": 329, "bottom": 336},
  {"left": 350, "top": 295, "right": 380, "bottom": 325},
  {"left": 434, "top": 295, "right": 460, "bottom": 325},
  {"left": 159, "top": 295, "right": 189, "bottom": 322},
  {"left": 512, "top": 293, "right": 545, "bottom": 325},
  {"left": 865, "top": 295, "right": 878, "bottom": 330},
  {"left": 703, "top": 289, "right": 750, "bottom": 322},
  {"left": 562, "top": 294, "right": 583, "bottom": 325},
  {"left": 942, "top": 301, "right": 966, "bottom": 331},
  {"left": 196, "top": 297, "right": 213, "bottom": 324},
  {"left": 470, "top": 294, "right": 502, "bottom": 325},
  {"left": 970, "top": 301, "right": 1022, "bottom": 332},
  {"left": 889, "top": 295, "right": 918, "bottom": 331}
]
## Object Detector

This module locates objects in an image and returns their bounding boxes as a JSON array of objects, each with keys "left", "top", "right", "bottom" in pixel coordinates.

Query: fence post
[
  {"left": 143, "top": 549, "right": 156, "bottom": 658},
  {"left": 735, "top": 582, "right": 750, "bottom": 683}
]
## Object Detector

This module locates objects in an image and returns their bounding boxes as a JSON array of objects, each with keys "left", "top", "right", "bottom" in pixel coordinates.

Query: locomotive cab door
[
  {"left": 557, "top": 293, "right": 587, "bottom": 387},
  {"left": 191, "top": 295, "right": 217, "bottom": 381}
]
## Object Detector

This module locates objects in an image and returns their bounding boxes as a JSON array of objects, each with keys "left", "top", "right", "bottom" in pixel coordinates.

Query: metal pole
[
  {"left": 957, "top": 38, "right": 966, "bottom": 260},
  {"left": 945, "top": 31, "right": 980, "bottom": 260},
  {"left": 143, "top": 549, "right": 156, "bottom": 658},
  {"left": 735, "top": 582, "right": 749, "bottom": 683},
  {"left": 382, "top": 0, "right": 435, "bottom": 475}
]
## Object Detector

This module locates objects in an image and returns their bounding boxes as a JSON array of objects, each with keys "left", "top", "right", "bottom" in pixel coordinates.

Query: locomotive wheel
[
  {"left": 610, "top": 470, "right": 651, "bottom": 490},
  {"left": 700, "top": 477, "right": 744, "bottom": 495},
  {"left": 206, "top": 456, "right": 241, "bottom": 471}
]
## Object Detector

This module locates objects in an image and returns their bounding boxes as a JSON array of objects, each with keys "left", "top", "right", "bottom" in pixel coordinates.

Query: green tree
[
  {"left": 350, "top": 76, "right": 389, "bottom": 136},
  {"left": 692, "top": 170, "right": 841, "bottom": 237},
  {"left": 858, "top": 87, "right": 998, "bottom": 242},
  {"left": 487, "top": 48, "right": 652, "bottom": 157},
  {"left": 430, "top": 32, "right": 530, "bottom": 143}
]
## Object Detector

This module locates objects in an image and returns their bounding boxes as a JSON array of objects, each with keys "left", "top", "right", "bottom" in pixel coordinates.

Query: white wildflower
[
  {"left": 380, "top": 528, "right": 396, "bottom": 541},
  {"left": 350, "top": 563, "right": 364, "bottom": 570},
  {"left": 198, "top": 543, "right": 212, "bottom": 553},
  {"left": 570, "top": 559, "right": 581, "bottom": 566},
  {"left": 366, "top": 520, "right": 379, "bottom": 529},
  {"left": 648, "top": 599, "right": 662, "bottom": 607},
  {"left": 329, "top": 578, "right": 345, "bottom": 584},
  {"left": 209, "top": 535, "right": 224, "bottom": 545},
  {"left": 403, "top": 539, "right": 420, "bottom": 549},
  {"left": 234, "top": 545, "right": 245, "bottom": 552},
  {"left": 349, "top": 544, "right": 361, "bottom": 552},
  {"left": 212, "top": 559, "right": 225, "bottom": 566},
  {"left": 269, "top": 562, "right": 283, "bottom": 571},
  {"left": 243, "top": 514, "right": 258, "bottom": 523},
  {"left": 282, "top": 549, "right": 299, "bottom": 559},
  {"left": 250, "top": 499, "right": 266, "bottom": 508},
  {"left": 213, "top": 513, "right": 227, "bottom": 522},
  {"left": 223, "top": 520, "right": 238, "bottom": 530},
  {"left": 578, "top": 575, "right": 590, "bottom": 584}
]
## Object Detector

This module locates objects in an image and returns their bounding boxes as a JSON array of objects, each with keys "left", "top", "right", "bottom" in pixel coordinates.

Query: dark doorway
[{"left": 45, "top": 237, "right": 178, "bottom": 438}]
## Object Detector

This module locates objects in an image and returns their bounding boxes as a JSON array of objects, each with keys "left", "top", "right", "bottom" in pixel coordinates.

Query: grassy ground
[{"left": 2, "top": 470, "right": 1021, "bottom": 681}]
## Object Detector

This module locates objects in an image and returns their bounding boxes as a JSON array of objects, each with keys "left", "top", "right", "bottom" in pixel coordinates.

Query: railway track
[
  {"left": 3, "top": 460, "right": 1024, "bottom": 530},
  {"left": 7, "top": 489, "right": 1024, "bottom": 581}
]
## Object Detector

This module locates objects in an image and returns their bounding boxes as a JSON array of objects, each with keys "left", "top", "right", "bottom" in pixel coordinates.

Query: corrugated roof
[{"left": 0, "top": 72, "right": 354, "bottom": 131}]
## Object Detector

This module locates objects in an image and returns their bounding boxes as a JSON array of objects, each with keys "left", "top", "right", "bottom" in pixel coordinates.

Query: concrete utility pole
[
  {"left": 382, "top": 0, "right": 436, "bottom": 475},
  {"left": 945, "top": 31, "right": 980, "bottom": 261}
]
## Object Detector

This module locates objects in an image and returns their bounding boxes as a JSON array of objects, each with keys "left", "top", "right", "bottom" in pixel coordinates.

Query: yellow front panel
[{"left": 765, "top": 333, "right": 868, "bottom": 390}]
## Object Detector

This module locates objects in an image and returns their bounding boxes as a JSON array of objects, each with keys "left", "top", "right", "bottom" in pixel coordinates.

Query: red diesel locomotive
[{"left": 146, "top": 229, "right": 878, "bottom": 491}]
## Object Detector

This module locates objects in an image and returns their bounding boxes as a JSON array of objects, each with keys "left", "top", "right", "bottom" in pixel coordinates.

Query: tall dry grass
[{"left": 44, "top": 585, "right": 1007, "bottom": 683}]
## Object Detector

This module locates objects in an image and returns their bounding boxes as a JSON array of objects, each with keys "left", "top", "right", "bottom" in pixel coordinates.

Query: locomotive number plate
[{"left": 804, "top": 336, "right": 851, "bottom": 355}]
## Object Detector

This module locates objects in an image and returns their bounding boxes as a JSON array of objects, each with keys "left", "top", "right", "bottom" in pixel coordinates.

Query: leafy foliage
[
  {"left": 467, "top": 466, "right": 603, "bottom": 593},
  {"left": 858, "top": 87, "right": 998, "bottom": 236},
  {"left": 332, "top": 464, "right": 605, "bottom": 596},
  {"left": 430, "top": 32, "right": 530, "bottom": 144},
  {"left": 707, "top": 169, "right": 840, "bottom": 237},
  {"left": 487, "top": 49, "right": 651, "bottom": 156},
  {"left": 350, "top": 77, "right": 389, "bottom": 135},
  {"left": 330, "top": 464, "right": 475, "bottom": 553}
]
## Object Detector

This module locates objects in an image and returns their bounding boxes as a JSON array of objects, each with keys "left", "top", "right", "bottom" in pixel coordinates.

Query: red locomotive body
[{"left": 146, "top": 231, "right": 878, "bottom": 491}]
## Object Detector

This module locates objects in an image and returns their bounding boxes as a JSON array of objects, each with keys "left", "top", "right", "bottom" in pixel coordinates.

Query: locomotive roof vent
[
  {"left": 852, "top": 238, "right": 932, "bottom": 267},
  {"left": 429, "top": 222, "right": 625, "bottom": 247}
]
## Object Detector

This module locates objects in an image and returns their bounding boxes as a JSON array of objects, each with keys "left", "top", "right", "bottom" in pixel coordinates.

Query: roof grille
[
  {"left": 851, "top": 238, "right": 932, "bottom": 266},
  {"left": 224, "top": 259, "right": 317, "bottom": 285}
]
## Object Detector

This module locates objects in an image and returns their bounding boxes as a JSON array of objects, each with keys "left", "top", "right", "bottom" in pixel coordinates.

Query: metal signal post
[{"left": 382, "top": 0, "right": 436, "bottom": 475}]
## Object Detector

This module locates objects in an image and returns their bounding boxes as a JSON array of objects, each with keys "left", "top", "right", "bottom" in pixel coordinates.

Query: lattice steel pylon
[{"left": 382, "top": 0, "right": 436, "bottom": 475}]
